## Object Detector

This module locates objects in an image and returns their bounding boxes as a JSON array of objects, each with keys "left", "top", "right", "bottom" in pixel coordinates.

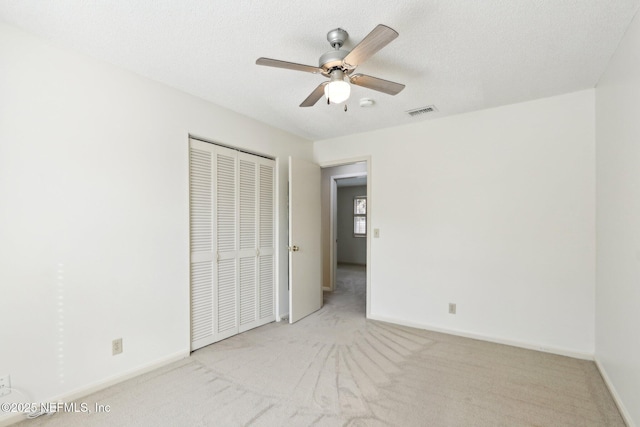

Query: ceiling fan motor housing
[
  {"left": 319, "top": 49, "right": 349, "bottom": 73},
  {"left": 326, "top": 28, "right": 348, "bottom": 48},
  {"left": 320, "top": 28, "right": 351, "bottom": 75}
]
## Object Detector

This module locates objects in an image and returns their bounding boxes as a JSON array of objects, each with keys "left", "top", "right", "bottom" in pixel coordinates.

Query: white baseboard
[
  {"left": 0, "top": 350, "right": 189, "bottom": 427},
  {"left": 594, "top": 357, "right": 635, "bottom": 427},
  {"left": 367, "top": 314, "right": 594, "bottom": 360}
]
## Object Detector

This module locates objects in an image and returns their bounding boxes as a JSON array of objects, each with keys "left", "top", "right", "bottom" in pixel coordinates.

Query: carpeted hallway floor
[{"left": 15, "top": 263, "right": 624, "bottom": 426}]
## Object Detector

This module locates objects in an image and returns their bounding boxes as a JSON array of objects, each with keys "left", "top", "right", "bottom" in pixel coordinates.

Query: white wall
[
  {"left": 595, "top": 7, "right": 640, "bottom": 426},
  {"left": 0, "top": 22, "right": 311, "bottom": 417},
  {"left": 314, "top": 90, "right": 596, "bottom": 356},
  {"left": 337, "top": 186, "right": 367, "bottom": 265},
  {"left": 320, "top": 163, "right": 367, "bottom": 289}
]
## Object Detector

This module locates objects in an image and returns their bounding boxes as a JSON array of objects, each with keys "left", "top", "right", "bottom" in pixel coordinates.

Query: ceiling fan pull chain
[
  {"left": 327, "top": 97, "right": 330, "bottom": 105},
  {"left": 344, "top": 104, "right": 348, "bottom": 112}
]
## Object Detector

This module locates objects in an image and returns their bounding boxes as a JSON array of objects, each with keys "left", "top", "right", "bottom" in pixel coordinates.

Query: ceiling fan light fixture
[{"left": 324, "top": 70, "right": 351, "bottom": 104}]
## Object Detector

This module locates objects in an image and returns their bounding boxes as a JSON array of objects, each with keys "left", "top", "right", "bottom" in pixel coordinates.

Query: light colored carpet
[{"left": 15, "top": 264, "right": 624, "bottom": 426}]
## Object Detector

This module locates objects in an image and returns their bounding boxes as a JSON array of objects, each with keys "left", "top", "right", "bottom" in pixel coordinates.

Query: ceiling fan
[{"left": 256, "top": 24, "right": 405, "bottom": 108}]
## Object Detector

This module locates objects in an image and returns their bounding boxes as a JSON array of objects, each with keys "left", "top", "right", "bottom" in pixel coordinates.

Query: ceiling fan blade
[
  {"left": 300, "top": 82, "right": 328, "bottom": 107},
  {"left": 350, "top": 74, "right": 405, "bottom": 95},
  {"left": 342, "top": 24, "right": 399, "bottom": 69},
  {"left": 256, "top": 57, "right": 322, "bottom": 74}
]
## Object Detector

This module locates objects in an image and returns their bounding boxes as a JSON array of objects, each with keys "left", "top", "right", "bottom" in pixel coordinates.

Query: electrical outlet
[
  {"left": 0, "top": 375, "right": 11, "bottom": 397},
  {"left": 112, "top": 338, "right": 123, "bottom": 355},
  {"left": 448, "top": 303, "right": 456, "bottom": 314}
]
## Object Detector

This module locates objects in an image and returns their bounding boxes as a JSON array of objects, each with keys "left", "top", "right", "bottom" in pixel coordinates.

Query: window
[{"left": 354, "top": 196, "right": 366, "bottom": 237}]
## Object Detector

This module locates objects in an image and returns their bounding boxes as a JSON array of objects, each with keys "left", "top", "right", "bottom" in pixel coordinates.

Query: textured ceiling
[{"left": 1, "top": 1, "right": 638, "bottom": 141}]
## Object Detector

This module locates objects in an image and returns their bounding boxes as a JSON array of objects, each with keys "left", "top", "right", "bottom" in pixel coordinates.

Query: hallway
[{"left": 324, "top": 263, "right": 366, "bottom": 318}]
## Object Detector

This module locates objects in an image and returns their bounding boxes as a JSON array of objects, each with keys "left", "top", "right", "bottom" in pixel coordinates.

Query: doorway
[{"left": 320, "top": 157, "right": 371, "bottom": 318}]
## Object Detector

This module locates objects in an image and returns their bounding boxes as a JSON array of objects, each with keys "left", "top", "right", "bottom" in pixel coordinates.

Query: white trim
[
  {"left": 275, "top": 156, "right": 282, "bottom": 320},
  {"left": 327, "top": 176, "right": 337, "bottom": 291},
  {"left": 319, "top": 156, "right": 372, "bottom": 318},
  {"left": 329, "top": 172, "right": 368, "bottom": 180},
  {"left": 0, "top": 350, "right": 189, "bottom": 427},
  {"left": 594, "top": 357, "right": 636, "bottom": 427},
  {"left": 276, "top": 312, "right": 289, "bottom": 322},
  {"left": 188, "top": 133, "right": 275, "bottom": 160},
  {"left": 318, "top": 157, "right": 368, "bottom": 168},
  {"left": 368, "top": 314, "right": 594, "bottom": 360},
  {"left": 366, "top": 159, "right": 371, "bottom": 319}
]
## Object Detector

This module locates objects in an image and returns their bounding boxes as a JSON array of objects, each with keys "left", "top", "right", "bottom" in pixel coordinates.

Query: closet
[{"left": 189, "top": 138, "right": 275, "bottom": 351}]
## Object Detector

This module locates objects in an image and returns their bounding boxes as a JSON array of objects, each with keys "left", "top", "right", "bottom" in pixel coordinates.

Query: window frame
[{"left": 353, "top": 195, "right": 367, "bottom": 238}]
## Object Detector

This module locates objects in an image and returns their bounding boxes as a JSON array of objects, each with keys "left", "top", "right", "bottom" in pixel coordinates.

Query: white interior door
[
  {"left": 212, "top": 145, "right": 239, "bottom": 342},
  {"left": 288, "top": 157, "right": 322, "bottom": 323},
  {"left": 189, "top": 140, "right": 216, "bottom": 350}
]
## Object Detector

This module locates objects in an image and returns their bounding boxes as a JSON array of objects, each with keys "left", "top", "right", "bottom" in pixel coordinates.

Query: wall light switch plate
[
  {"left": 373, "top": 228, "right": 380, "bottom": 238},
  {"left": 449, "top": 303, "right": 456, "bottom": 314},
  {"left": 112, "top": 338, "right": 123, "bottom": 355}
]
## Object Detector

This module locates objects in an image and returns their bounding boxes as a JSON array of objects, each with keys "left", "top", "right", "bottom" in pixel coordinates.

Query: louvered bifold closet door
[
  {"left": 215, "top": 145, "right": 240, "bottom": 342},
  {"left": 257, "top": 159, "right": 276, "bottom": 324},
  {"left": 238, "top": 153, "right": 259, "bottom": 332},
  {"left": 189, "top": 139, "right": 216, "bottom": 350},
  {"left": 190, "top": 138, "right": 275, "bottom": 351}
]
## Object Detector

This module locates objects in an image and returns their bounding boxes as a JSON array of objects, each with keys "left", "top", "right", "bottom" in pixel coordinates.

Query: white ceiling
[{"left": 1, "top": 1, "right": 638, "bottom": 141}]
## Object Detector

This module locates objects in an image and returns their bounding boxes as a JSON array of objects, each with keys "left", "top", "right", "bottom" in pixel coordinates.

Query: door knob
[{"left": 289, "top": 245, "right": 300, "bottom": 252}]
